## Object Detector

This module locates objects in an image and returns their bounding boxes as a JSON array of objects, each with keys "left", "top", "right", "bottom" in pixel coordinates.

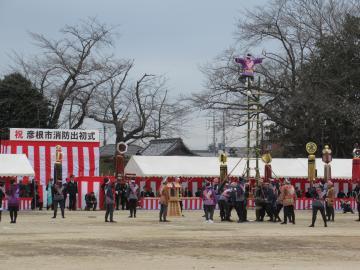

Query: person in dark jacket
[
  {"left": 263, "top": 182, "right": 275, "bottom": 222},
  {"left": 114, "top": 177, "right": 122, "bottom": 210},
  {"left": 85, "top": 192, "right": 97, "bottom": 211},
  {"left": 233, "top": 178, "right": 246, "bottom": 223},
  {"left": 104, "top": 178, "right": 115, "bottom": 222},
  {"left": 52, "top": 179, "right": 65, "bottom": 219},
  {"left": 67, "top": 175, "right": 78, "bottom": 210},
  {"left": 255, "top": 181, "right": 266, "bottom": 222}
]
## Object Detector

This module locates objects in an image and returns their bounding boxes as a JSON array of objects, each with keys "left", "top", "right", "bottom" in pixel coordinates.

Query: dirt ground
[{"left": 0, "top": 209, "right": 359, "bottom": 270}]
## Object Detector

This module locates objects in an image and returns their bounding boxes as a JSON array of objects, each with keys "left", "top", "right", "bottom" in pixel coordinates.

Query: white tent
[
  {"left": 0, "top": 154, "right": 35, "bottom": 177},
  {"left": 125, "top": 155, "right": 353, "bottom": 178}
]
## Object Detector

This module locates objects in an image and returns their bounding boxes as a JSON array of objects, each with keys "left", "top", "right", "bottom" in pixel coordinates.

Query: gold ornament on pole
[
  {"left": 54, "top": 145, "right": 63, "bottom": 181},
  {"left": 306, "top": 142, "right": 317, "bottom": 183},
  {"left": 261, "top": 153, "right": 272, "bottom": 182}
]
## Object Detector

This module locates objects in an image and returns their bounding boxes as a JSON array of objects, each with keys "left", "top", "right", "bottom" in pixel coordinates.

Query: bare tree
[
  {"left": 194, "top": 0, "right": 359, "bottom": 130},
  {"left": 89, "top": 63, "right": 187, "bottom": 145},
  {"left": 13, "top": 17, "right": 124, "bottom": 128}
]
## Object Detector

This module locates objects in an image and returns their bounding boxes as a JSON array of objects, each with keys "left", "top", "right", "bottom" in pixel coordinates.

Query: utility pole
[
  {"left": 222, "top": 110, "right": 226, "bottom": 152},
  {"left": 246, "top": 77, "right": 251, "bottom": 180},
  {"left": 255, "top": 77, "right": 261, "bottom": 182},
  {"left": 103, "top": 124, "right": 107, "bottom": 146},
  {"left": 213, "top": 112, "right": 216, "bottom": 156}
]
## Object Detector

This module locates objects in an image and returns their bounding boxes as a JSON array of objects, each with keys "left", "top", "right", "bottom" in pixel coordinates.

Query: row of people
[{"left": 1, "top": 177, "right": 360, "bottom": 226}]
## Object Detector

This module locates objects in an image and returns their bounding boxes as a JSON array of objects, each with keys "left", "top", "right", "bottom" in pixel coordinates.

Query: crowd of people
[{"left": 1, "top": 175, "right": 360, "bottom": 227}]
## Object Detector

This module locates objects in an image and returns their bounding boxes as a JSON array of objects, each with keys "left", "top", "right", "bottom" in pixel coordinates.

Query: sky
[{"left": 0, "top": 0, "right": 269, "bottom": 149}]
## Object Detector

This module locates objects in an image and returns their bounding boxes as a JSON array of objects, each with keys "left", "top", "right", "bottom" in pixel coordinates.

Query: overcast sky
[{"left": 0, "top": 0, "right": 269, "bottom": 149}]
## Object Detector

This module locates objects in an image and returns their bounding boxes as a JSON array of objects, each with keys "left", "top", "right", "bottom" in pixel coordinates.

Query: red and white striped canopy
[{"left": 0, "top": 140, "right": 100, "bottom": 185}]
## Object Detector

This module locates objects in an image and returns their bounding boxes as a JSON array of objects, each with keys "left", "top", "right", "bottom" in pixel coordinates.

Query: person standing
[
  {"left": 309, "top": 182, "right": 327, "bottom": 227},
  {"left": 273, "top": 180, "right": 283, "bottom": 222},
  {"left": 159, "top": 178, "right": 170, "bottom": 222},
  {"left": 263, "top": 182, "right": 275, "bottom": 222},
  {"left": 353, "top": 182, "right": 360, "bottom": 221},
  {"left": 255, "top": 181, "right": 266, "bottom": 222},
  {"left": 175, "top": 178, "right": 184, "bottom": 216},
  {"left": 67, "top": 175, "right": 78, "bottom": 211},
  {"left": 326, "top": 181, "right": 335, "bottom": 222},
  {"left": 114, "top": 177, "right": 122, "bottom": 210},
  {"left": 120, "top": 181, "right": 128, "bottom": 210},
  {"left": 46, "top": 179, "right": 54, "bottom": 210},
  {"left": 233, "top": 178, "right": 246, "bottom": 223},
  {"left": 202, "top": 181, "right": 217, "bottom": 223},
  {"left": 104, "top": 178, "right": 115, "bottom": 222},
  {"left": 280, "top": 179, "right": 296, "bottom": 225},
  {"left": 52, "top": 179, "right": 65, "bottom": 219},
  {"left": 7, "top": 179, "right": 20, "bottom": 223},
  {"left": 218, "top": 183, "right": 231, "bottom": 221},
  {"left": 30, "top": 179, "right": 38, "bottom": 210},
  {"left": 126, "top": 179, "right": 139, "bottom": 218},
  {"left": 0, "top": 182, "right": 5, "bottom": 222}
]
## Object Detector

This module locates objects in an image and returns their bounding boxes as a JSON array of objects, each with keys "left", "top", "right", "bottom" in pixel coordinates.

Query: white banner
[{"left": 9, "top": 128, "right": 100, "bottom": 142}]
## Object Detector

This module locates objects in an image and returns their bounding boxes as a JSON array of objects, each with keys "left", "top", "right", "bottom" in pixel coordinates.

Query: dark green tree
[
  {"left": 267, "top": 15, "right": 360, "bottom": 157},
  {"left": 0, "top": 73, "right": 51, "bottom": 133}
]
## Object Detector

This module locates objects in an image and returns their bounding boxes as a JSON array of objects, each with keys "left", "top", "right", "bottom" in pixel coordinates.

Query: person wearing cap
[
  {"left": 126, "top": 179, "right": 140, "bottom": 218},
  {"left": 308, "top": 182, "right": 327, "bottom": 227},
  {"left": 104, "top": 178, "right": 115, "bottom": 222},
  {"left": 279, "top": 178, "right": 296, "bottom": 225},
  {"left": 52, "top": 179, "right": 65, "bottom": 219},
  {"left": 353, "top": 181, "right": 360, "bottom": 221},
  {"left": 159, "top": 178, "right": 170, "bottom": 222},
  {"left": 202, "top": 181, "right": 217, "bottom": 223},
  {"left": 325, "top": 181, "right": 335, "bottom": 222}
]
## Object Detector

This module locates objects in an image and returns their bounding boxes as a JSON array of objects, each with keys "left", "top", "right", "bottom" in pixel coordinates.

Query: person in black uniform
[
  {"left": 85, "top": 192, "right": 97, "bottom": 211},
  {"left": 114, "top": 177, "right": 122, "bottom": 210},
  {"left": 263, "top": 182, "right": 275, "bottom": 222},
  {"left": 67, "top": 175, "right": 78, "bottom": 211},
  {"left": 119, "top": 181, "right": 128, "bottom": 210},
  {"left": 255, "top": 181, "right": 266, "bottom": 221}
]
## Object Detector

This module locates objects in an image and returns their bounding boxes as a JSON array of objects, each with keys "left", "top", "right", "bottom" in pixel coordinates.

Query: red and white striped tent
[{"left": 0, "top": 128, "right": 100, "bottom": 206}]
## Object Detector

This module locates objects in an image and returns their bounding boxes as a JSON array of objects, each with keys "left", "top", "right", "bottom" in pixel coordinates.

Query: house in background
[{"left": 140, "top": 138, "right": 197, "bottom": 156}]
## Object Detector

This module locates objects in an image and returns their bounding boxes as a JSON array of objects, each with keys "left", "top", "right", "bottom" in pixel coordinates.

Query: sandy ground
[{"left": 0, "top": 209, "right": 360, "bottom": 270}]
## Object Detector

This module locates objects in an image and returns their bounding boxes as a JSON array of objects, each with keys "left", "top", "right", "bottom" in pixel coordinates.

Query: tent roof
[
  {"left": 125, "top": 156, "right": 353, "bottom": 178},
  {"left": 0, "top": 154, "right": 35, "bottom": 177}
]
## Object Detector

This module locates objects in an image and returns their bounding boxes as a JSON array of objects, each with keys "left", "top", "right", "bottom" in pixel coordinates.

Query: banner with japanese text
[{"left": 9, "top": 128, "right": 100, "bottom": 142}]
